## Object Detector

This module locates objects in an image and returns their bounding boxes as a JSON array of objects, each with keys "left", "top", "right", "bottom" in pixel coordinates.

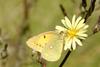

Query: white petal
[
  {"left": 75, "top": 38, "right": 82, "bottom": 46},
  {"left": 78, "top": 25, "right": 88, "bottom": 33},
  {"left": 67, "top": 39, "right": 72, "bottom": 49},
  {"left": 64, "top": 38, "right": 72, "bottom": 50},
  {"left": 55, "top": 25, "right": 66, "bottom": 32},
  {"left": 64, "top": 41, "right": 71, "bottom": 50},
  {"left": 77, "top": 30, "right": 87, "bottom": 35},
  {"left": 64, "top": 16, "right": 71, "bottom": 28},
  {"left": 74, "top": 16, "right": 82, "bottom": 28},
  {"left": 78, "top": 19, "right": 85, "bottom": 25},
  {"left": 78, "top": 36, "right": 86, "bottom": 40},
  {"left": 64, "top": 42, "right": 69, "bottom": 50},
  {"left": 72, "top": 15, "right": 76, "bottom": 27},
  {"left": 61, "top": 19, "right": 68, "bottom": 28},
  {"left": 64, "top": 44, "right": 68, "bottom": 50},
  {"left": 78, "top": 33, "right": 88, "bottom": 37},
  {"left": 83, "top": 25, "right": 89, "bottom": 29},
  {"left": 72, "top": 39, "right": 76, "bottom": 50},
  {"left": 76, "top": 19, "right": 85, "bottom": 29},
  {"left": 77, "top": 24, "right": 85, "bottom": 30}
]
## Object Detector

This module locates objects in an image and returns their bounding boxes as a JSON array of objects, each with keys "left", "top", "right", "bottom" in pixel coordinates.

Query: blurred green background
[{"left": 0, "top": 0, "right": 100, "bottom": 67}]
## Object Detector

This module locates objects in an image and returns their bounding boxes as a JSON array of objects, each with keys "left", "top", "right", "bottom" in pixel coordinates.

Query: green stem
[{"left": 59, "top": 50, "right": 71, "bottom": 67}]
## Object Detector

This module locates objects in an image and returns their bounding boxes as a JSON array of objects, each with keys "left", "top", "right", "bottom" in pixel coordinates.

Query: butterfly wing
[
  {"left": 26, "top": 31, "right": 63, "bottom": 61},
  {"left": 26, "top": 33, "right": 46, "bottom": 53},
  {"left": 41, "top": 31, "right": 63, "bottom": 61}
]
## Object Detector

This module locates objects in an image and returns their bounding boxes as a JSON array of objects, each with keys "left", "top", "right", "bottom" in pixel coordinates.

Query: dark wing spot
[
  {"left": 39, "top": 44, "right": 41, "bottom": 47},
  {"left": 36, "top": 44, "right": 38, "bottom": 45},
  {"left": 43, "top": 35, "right": 46, "bottom": 39}
]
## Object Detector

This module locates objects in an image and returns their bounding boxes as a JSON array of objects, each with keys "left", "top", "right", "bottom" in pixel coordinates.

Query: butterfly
[{"left": 26, "top": 31, "right": 63, "bottom": 61}]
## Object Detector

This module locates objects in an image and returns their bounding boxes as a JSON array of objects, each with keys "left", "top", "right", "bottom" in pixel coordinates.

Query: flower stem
[{"left": 59, "top": 50, "right": 71, "bottom": 67}]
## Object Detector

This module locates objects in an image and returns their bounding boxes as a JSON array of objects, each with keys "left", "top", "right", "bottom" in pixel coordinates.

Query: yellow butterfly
[{"left": 26, "top": 31, "right": 63, "bottom": 61}]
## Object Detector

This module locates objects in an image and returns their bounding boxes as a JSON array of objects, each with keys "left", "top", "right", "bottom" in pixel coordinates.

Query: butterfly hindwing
[{"left": 42, "top": 32, "right": 63, "bottom": 61}]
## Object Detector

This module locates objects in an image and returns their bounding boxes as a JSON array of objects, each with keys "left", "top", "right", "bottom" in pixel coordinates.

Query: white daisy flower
[{"left": 55, "top": 15, "right": 89, "bottom": 50}]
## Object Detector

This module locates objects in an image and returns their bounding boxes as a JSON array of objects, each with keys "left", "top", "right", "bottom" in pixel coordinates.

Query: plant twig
[
  {"left": 38, "top": 59, "right": 46, "bottom": 67},
  {"left": 93, "top": 16, "right": 100, "bottom": 34},
  {"left": 38, "top": 58, "right": 46, "bottom": 67},
  {"left": 59, "top": 4, "right": 68, "bottom": 16},
  {"left": 82, "top": 0, "right": 87, "bottom": 10},
  {"left": 59, "top": 50, "right": 71, "bottom": 67},
  {"left": 37, "top": 52, "right": 46, "bottom": 67},
  {"left": 84, "top": 0, "right": 96, "bottom": 23},
  {"left": 39, "top": 61, "right": 46, "bottom": 67},
  {"left": 19, "top": 0, "right": 30, "bottom": 36}
]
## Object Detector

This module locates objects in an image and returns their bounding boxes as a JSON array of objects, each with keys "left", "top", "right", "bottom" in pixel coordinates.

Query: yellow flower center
[{"left": 67, "top": 28, "right": 78, "bottom": 38}]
